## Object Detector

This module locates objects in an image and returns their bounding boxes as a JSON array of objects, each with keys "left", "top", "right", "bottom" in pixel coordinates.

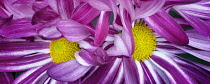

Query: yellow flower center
[
  {"left": 50, "top": 38, "right": 80, "bottom": 63},
  {"left": 132, "top": 22, "right": 156, "bottom": 62}
]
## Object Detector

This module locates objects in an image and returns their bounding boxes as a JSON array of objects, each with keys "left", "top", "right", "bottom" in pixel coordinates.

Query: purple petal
[
  {"left": 32, "top": 6, "right": 59, "bottom": 25},
  {"left": 151, "top": 52, "right": 197, "bottom": 84},
  {"left": 88, "top": 0, "right": 111, "bottom": 11},
  {"left": 173, "top": 45, "right": 210, "bottom": 62},
  {"left": 117, "top": 0, "right": 135, "bottom": 21},
  {"left": 82, "top": 58, "right": 123, "bottom": 84},
  {"left": 56, "top": 19, "right": 90, "bottom": 42},
  {"left": 0, "top": 72, "right": 14, "bottom": 84},
  {"left": 176, "top": 11, "right": 210, "bottom": 37},
  {"left": 4, "top": 0, "right": 34, "bottom": 19},
  {"left": 38, "top": 26, "right": 62, "bottom": 40},
  {"left": 47, "top": 59, "right": 91, "bottom": 82},
  {"left": 71, "top": 3, "right": 100, "bottom": 25},
  {"left": 14, "top": 62, "right": 54, "bottom": 84},
  {"left": 76, "top": 48, "right": 107, "bottom": 66},
  {"left": 144, "top": 9, "right": 189, "bottom": 45},
  {"left": 106, "top": 35, "right": 130, "bottom": 57},
  {"left": 120, "top": 8, "right": 134, "bottom": 55},
  {"left": 56, "top": 0, "right": 74, "bottom": 19},
  {"left": 0, "top": 53, "right": 52, "bottom": 72},
  {"left": 123, "top": 58, "right": 140, "bottom": 84},
  {"left": 0, "top": 40, "right": 49, "bottom": 60},
  {"left": 135, "top": 0, "right": 166, "bottom": 19},
  {"left": 94, "top": 11, "right": 110, "bottom": 46},
  {"left": 186, "top": 29, "right": 210, "bottom": 51},
  {"left": 0, "top": 18, "right": 38, "bottom": 38}
]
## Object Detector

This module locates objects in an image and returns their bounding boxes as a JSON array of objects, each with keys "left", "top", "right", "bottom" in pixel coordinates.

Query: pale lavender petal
[
  {"left": 173, "top": 45, "right": 210, "bottom": 62},
  {"left": 175, "top": 8, "right": 210, "bottom": 37},
  {"left": 32, "top": 6, "right": 59, "bottom": 25},
  {"left": 82, "top": 58, "right": 123, "bottom": 84},
  {"left": 151, "top": 52, "right": 197, "bottom": 84},
  {"left": 88, "top": 0, "right": 111, "bottom": 11},
  {"left": 56, "top": 19, "right": 90, "bottom": 42},
  {"left": 120, "top": 8, "right": 134, "bottom": 55},
  {"left": 0, "top": 40, "right": 49, "bottom": 60},
  {"left": 14, "top": 62, "right": 54, "bottom": 84},
  {"left": 0, "top": 18, "right": 38, "bottom": 38},
  {"left": 75, "top": 48, "right": 107, "bottom": 66},
  {"left": 186, "top": 29, "right": 210, "bottom": 51},
  {"left": 123, "top": 58, "right": 140, "bottom": 84},
  {"left": 0, "top": 72, "right": 14, "bottom": 84},
  {"left": 106, "top": 35, "right": 130, "bottom": 57},
  {"left": 142, "top": 60, "right": 163, "bottom": 84},
  {"left": 0, "top": 53, "right": 52, "bottom": 72},
  {"left": 57, "top": 0, "right": 74, "bottom": 19},
  {"left": 71, "top": 3, "right": 100, "bottom": 25},
  {"left": 47, "top": 59, "right": 91, "bottom": 82},
  {"left": 135, "top": 0, "right": 166, "bottom": 19},
  {"left": 144, "top": 9, "right": 189, "bottom": 45},
  {"left": 117, "top": 0, "right": 135, "bottom": 21},
  {"left": 38, "top": 26, "right": 62, "bottom": 40},
  {"left": 94, "top": 11, "right": 110, "bottom": 46},
  {"left": 174, "top": 1, "right": 210, "bottom": 19},
  {"left": 4, "top": 0, "right": 34, "bottom": 19},
  {"left": 173, "top": 56, "right": 210, "bottom": 84}
]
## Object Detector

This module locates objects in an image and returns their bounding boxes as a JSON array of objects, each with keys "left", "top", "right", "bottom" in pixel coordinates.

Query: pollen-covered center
[
  {"left": 50, "top": 38, "right": 80, "bottom": 63},
  {"left": 132, "top": 22, "right": 156, "bottom": 62}
]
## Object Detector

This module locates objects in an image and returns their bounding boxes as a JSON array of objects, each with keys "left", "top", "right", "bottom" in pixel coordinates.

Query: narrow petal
[
  {"left": 32, "top": 6, "right": 59, "bottom": 25},
  {"left": 56, "top": 0, "right": 74, "bottom": 19},
  {"left": 0, "top": 72, "right": 14, "bottom": 84},
  {"left": 123, "top": 58, "right": 140, "bottom": 84},
  {"left": 88, "top": 0, "right": 111, "bottom": 11},
  {"left": 151, "top": 51, "right": 197, "bottom": 84},
  {"left": 94, "top": 11, "right": 110, "bottom": 46},
  {"left": 186, "top": 29, "right": 210, "bottom": 51},
  {"left": 38, "top": 26, "right": 62, "bottom": 40},
  {"left": 117, "top": 0, "right": 135, "bottom": 21},
  {"left": 75, "top": 48, "right": 107, "bottom": 66},
  {"left": 47, "top": 59, "right": 91, "bottom": 82},
  {"left": 82, "top": 58, "right": 123, "bottom": 84},
  {"left": 14, "top": 62, "right": 54, "bottom": 84},
  {"left": 56, "top": 19, "right": 90, "bottom": 42},
  {"left": 4, "top": 0, "right": 34, "bottom": 19},
  {"left": 135, "top": 0, "right": 166, "bottom": 19},
  {"left": 106, "top": 35, "right": 130, "bottom": 57},
  {"left": 173, "top": 45, "right": 210, "bottom": 62},
  {"left": 71, "top": 3, "right": 100, "bottom": 25},
  {"left": 144, "top": 9, "right": 189, "bottom": 45},
  {"left": 0, "top": 40, "right": 49, "bottom": 60},
  {"left": 0, "top": 18, "right": 38, "bottom": 38},
  {"left": 0, "top": 53, "right": 52, "bottom": 72}
]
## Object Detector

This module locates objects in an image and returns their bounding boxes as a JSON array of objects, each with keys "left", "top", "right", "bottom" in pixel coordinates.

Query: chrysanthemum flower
[{"left": 0, "top": 1, "right": 114, "bottom": 83}]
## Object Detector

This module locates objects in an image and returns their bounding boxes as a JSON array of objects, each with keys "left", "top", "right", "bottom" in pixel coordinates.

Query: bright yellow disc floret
[
  {"left": 50, "top": 38, "right": 80, "bottom": 63},
  {"left": 132, "top": 22, "right": 156, "bottom": 62}
]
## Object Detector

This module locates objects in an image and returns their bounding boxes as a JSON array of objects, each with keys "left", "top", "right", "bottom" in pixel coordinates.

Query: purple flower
[{"left": 0, "top": 72, "right": 14, "bottom": 83}]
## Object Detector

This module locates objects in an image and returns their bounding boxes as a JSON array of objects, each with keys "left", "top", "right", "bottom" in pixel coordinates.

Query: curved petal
[
  {"left": 56, "top": 19, "right": 90, "bottom": 42},
  {"left": 0, "top": 40, "right": 49, "bottom": 60},
  {"left": 71, "top": 3, "right": 100, "bottom": 25},
  {"left": 186, "top": 29, "right": 210, "bottom": 51},
  {"left": 47, "top": 59, "right": 91, "bottom": 82},
  {"left": 0, "top": 53, "right": 52, "bottom": 72},
  {"left": 13, "top": 62, "right": 54, "bottom": 84},
  {"left": 144, "top": 9, "right": 189, "bottom": 45},
  {"left": 135, "top": 0, "right": 166, "bottom": 19},
  {"left": 94, "top": 11, "right": 110, "bottom": 46},
  {"left": 88, "top": 0, "right": 111, "bottom": 11},
  {"left": 151, "top": 51, "right": 197, "bottom": 84},
  {"left": 0, "top": 72, "right": 14, "bottom": 84},
  {"left": 0, "top": 18, "right": 39, "bottom": 38},
  {"left": 38, "top": 26, "right": 62, "bottom": 40},
  {"left": 123, "top": 58, "right": 140, "bottom": 84},
  {"left": 82, "top": 58, "right": 124, "bottom": 84},
  {"left": 75, "top": 48, "right": 107, "bottom": 66}
]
